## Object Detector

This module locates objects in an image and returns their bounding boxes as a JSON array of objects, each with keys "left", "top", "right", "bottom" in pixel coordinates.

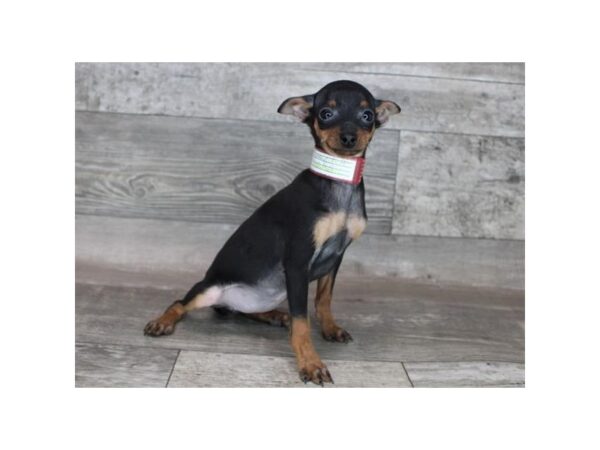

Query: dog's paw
[
  {"left": 267, "top": 311, "right": 290, "bottom": 328},
  {"left": 299, "top": 362, "right": 334, "bottom": 386},
  {"left": 143, "top": 319, "right": 175, "bottom": 337},
  {"left": 321, "top": 325, "right": 353, "bottom": 343}
]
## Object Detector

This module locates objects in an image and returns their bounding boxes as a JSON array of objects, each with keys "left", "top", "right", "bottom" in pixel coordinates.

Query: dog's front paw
[
  {"left": 299, "top": 361, "right": 334, "bottom": 386},
  {"left": 321, "top": 325, "right": 353, "bottom": 343},
  {"left": 143, "top": 319, "right": 175, "bottom": 337}
]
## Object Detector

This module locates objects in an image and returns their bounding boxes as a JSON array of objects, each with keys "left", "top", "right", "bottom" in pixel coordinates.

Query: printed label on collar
[{"left": 309, "top": 149, "right": 365, "bottom": 184}]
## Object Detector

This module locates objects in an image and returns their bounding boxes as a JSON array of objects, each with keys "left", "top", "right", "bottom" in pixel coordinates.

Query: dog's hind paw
[
  {"left": 143, "top": 319, "right": 175, "bottom": 337},
  {"left": 321, "top": 325, "right": 353, "bottom": 343}
]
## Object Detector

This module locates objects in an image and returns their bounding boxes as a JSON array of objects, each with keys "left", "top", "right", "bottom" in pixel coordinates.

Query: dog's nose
[{"left": 341, "top": 133, "right": 357, "bottom": 148}]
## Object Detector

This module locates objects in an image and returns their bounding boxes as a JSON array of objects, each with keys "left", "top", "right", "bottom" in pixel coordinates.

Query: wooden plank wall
[
  {"left": 76, "top": 63, "right": 524, "bottom": 240},
  {"left": 76, "top": 112, "right": 398, "bottom": 234}
]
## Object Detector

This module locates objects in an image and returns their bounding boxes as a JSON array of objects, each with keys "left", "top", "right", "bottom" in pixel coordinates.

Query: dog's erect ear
[
  {"left": 277, "top": 95, "right": 314, "bottom": 121},
  {"left": 375, "top": 100, "right": 401, "bottom": 127}
]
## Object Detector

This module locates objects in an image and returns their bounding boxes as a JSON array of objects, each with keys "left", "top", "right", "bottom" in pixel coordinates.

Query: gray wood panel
[
  {"left": 393, "top": 131, "right": 524, "bottom": 239},
  {"left": 75, "top": 342, "right": 178, "bottom": 387},
  {"left": 75, "top": 63, "right": 524, "bottom": 137},
  {"left": 76, "top": 215, "right": 525, "bottom": 290},
  {"left": 403, "top": 361, "right": 524, "bottom": 387},
  {"left": 301, "top": 63, "right": 525, "bottom": 84},
  {"left": 75, "top": 280, "right": 524, "bottom": 364},
  {"left": 76, "top": 111, "right": 399, "bottom": 235},
  {"left": 168, "top": 351, "right": 411, "bottom": 387}
]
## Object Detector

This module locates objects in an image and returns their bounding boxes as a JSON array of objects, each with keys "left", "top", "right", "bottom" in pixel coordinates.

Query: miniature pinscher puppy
[{"left": 144, "top": 80, "right": 401, "bottom": 385}]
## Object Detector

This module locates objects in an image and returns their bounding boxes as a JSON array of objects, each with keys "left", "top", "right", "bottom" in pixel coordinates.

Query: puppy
[{"left": 144, "top": 80, "right": 401, "bottom": 385}]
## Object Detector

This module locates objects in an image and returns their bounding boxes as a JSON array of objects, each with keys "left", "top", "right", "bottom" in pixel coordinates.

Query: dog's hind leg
[
  {"left": 143, "top": 279, "right": 222, "bottom": 337},
  {"left": 243, "top": 310, "right": 290, "bottom": 328}
]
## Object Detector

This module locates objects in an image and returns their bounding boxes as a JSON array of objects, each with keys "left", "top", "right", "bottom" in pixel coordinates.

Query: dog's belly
[
  {"left": 215, "top": 266, "right": 287, "bottom": 313},
  {"left": 217, "top": 284, "right": 286, "bottom": 313},
  {"left": 212, "top": 230, "right": 353, "bottom": 312}
]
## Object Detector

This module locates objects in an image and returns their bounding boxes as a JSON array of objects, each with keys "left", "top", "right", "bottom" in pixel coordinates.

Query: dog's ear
[
  {"left": 277, "top": 95, "right": 314, "bottom": 121},
  {"left": 375, "top": 100, "right": 401, "bottom": 127}
]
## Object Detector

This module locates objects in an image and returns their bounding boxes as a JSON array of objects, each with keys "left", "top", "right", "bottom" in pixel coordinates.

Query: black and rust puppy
[{"left": 144, "top": 80, "right": 400, "bottom": 385}]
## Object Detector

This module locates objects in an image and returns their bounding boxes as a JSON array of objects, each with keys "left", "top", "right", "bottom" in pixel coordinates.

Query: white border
[{"left": 3, "top": 1, "right": 600, "bottom": 448}]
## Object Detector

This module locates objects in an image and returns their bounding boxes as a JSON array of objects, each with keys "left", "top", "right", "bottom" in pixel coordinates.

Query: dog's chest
[
  {"left": 308, "top": 212, "right": 366, "bottom": 280},
  {"left": 312, "top": 212, "right": 366, "bottom": 248},
  {"left": 309, "top": 184, "right": 367, "bottom": 279}
]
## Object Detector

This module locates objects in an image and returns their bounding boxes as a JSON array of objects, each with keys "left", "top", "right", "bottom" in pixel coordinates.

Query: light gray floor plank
[
  {"left": 403, "top": 361, "right": 524, "bottom": 387},
  {"left": 76, "top": 215, "right": 525, "bottom": 290},
  {"left": 168, "top": 351, "right": 411, "bottom": 387},
  {"left": 75, "top": 63, "right": 524, "bottom": 137},
  {"left": 75, "top": 342, "right": 179, "bottom": 387},
  {"left": 75, "top": 278, "right": 524, "bottom": 364}
]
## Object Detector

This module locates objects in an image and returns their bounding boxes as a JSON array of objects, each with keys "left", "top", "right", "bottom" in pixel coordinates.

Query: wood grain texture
[
  {"left": 301, "top": 63, "right": 525, "bottom": 84},
  {"left": 393, "top": 131, "right": 524, "bottom": 239},
  {"left": 75, "top": 342, "right": 178, "bottom": 387},
  {"left": 76, "top": 215, "right": 525, "bottom": 290},
  {"left": 168, "top": 351, "right": 411, "bottom": 387},
  {"left": 75, "top": 63, "right": 524, "bottom": 137},
  {"left": 76, "top": 111, "right": 398, "bottom": 235},
  {"left": 403, "top": 361, "right": 524, "bottom": 387},
  {"left": 75, "top": 280, "right": 524, "bottom": 364}
]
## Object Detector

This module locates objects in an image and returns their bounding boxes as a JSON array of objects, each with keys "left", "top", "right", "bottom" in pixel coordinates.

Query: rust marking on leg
[
  {"left": 290, "top": 318, "right": 332, "bottom": 385},
  {"left": 315, "top": 273, "right": 335, "bottom": 328},
  {"left": 144, "top": 302, "right": 186, "bottom": 337},
  {"left": 144, "top": 286, "right": 222, "bottom": 337},
  {"left": 315, "top": 273, "right": 353, "bottom": 343}
]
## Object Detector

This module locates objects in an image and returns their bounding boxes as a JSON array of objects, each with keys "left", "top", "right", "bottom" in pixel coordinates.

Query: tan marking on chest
[
  {"left": 313, "top": 212, "right": 346, "bottom": 248},
  {"left": 347, "top": 215, "right": 367, "bottom": 240}
]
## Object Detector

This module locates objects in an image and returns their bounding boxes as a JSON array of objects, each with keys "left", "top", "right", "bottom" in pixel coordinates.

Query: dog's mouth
[
  {"left": 334, "top": 150, "right": 364, "bottom": 158},
  {"left": 325, "top": 146, "right": 365, "bottom": 158},
  {"left": 320, "top": 139, "right": 365, "bottom": 158}
]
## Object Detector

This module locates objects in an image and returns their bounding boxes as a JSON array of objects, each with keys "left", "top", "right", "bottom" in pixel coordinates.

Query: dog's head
[{"left": 278, "top": 80, "right": 400, "bottom": 157}]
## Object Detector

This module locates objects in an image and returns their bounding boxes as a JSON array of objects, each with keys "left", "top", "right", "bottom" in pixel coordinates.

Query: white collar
[{"left": 309, "top": 148, "right": 365, "bottom": 185}]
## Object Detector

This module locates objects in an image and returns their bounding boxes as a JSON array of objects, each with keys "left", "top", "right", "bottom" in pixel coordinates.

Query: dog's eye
[
  {"left": 361, "top": 109, "right": 374, "bottom": 123},
  {"left": 319, "top": 108, "right": 334, "bottom": 121}
]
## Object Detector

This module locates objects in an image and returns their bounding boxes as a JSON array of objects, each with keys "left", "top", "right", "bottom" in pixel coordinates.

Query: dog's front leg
[
  {"left": 285, "top": 262, "right": 333, "bottom": 385},
  {"left": 315, "top": 261, "right": 353, "bottom": 343}
]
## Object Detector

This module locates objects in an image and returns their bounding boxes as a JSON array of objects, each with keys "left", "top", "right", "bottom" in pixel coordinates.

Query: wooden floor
[{"left": 75, "top": 271, "right": 524, "bottom": 388}]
